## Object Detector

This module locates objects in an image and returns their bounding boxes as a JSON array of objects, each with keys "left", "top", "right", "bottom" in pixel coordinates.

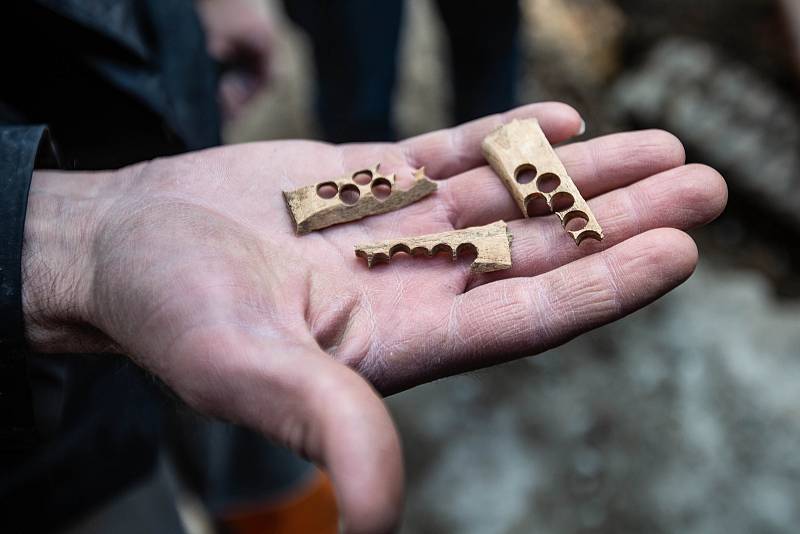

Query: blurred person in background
[
  {"left": 283, "top": 0, "right": 521, "bottom": 142},
  {"left": 0, "top": 1, "right": 727, "bottom": 534}
]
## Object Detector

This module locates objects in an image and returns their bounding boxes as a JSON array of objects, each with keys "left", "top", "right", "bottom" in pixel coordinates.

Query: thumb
[
  {"left": 294, "top": 354, "right": 405, "bottom": 534},
  {"left": 189, "top": 337, "right": 405, "bottom": 534}
]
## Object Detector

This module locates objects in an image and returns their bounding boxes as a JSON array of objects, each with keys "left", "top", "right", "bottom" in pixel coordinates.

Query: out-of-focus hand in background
[{"left": 197, "top": 0, "right": 275, "bottom": 121}]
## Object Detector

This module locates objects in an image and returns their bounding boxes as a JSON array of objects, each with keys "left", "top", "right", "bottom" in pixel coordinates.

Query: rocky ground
[{"left": 229, "top": 1, "right": 800, "bottom": 532}]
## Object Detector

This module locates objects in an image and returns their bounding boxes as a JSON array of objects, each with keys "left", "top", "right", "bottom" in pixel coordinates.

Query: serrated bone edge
[{"left": 354, "top": 221, "right": 513, "bottom": 273}]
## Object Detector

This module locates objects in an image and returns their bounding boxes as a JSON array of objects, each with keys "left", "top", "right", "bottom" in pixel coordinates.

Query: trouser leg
[
  {"left": 434, "top": 0, "right": 522, "bottom": 123},
  {"left": 283, "top": 0, "right": 406, "bottom": 142}
]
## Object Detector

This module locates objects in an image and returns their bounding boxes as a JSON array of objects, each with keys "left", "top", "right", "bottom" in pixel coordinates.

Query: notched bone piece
[
  {"left": 354, "top": 221, "right": 513, "bottom": 273},
  {"left": 283, "top": 165, "right": 437, "bottom": 234},
  {"left": 482, "top": 119, "right": 604, "bottom": 245}
]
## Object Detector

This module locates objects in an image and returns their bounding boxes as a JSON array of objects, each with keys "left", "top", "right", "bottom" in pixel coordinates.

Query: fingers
[
  {"left": 471, "top": 164, "right": 727, "bottom": 285},
  {"left": 177, "top": 334, "right": 404, "bottom": 534},
  {"left": 240, "top": 27, "right": 273, "bottom": 86},
  {"left": 400, "top": 102, "right": 583, "bottom": 180},
  {"left": 443, "top": 229, "right": 698, "bottom": 374},
  {"left": 219, "top": 73, "right": 258, "bottom": 121},
  {"left": 441, "top": 129, "right": 686, "bottom": 228}
]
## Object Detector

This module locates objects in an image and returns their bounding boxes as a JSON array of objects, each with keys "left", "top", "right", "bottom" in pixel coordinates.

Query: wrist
[{"left": 22, "top": 169, "right": 115, "bottom": 352}]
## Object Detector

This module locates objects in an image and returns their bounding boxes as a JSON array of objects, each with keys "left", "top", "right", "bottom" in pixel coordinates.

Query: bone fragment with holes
[
  {"left": 354, "top": 221, "right": 513, "bottom": 273},
  {"left": 482, "top": 119, "right": 603, "bottom": 245},
  {"left": 283, "top": 165, "right": 437, "bottom": 234}
]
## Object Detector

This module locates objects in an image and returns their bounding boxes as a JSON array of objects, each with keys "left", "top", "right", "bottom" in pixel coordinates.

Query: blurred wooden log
[{"left": 523, "top": 0, "right": 627, "bottom": 85}]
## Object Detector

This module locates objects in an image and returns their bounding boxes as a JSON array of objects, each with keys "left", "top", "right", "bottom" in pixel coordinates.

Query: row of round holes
[
  {"left": 387, "top": 242, "right": 477, "bottom": 257},
  {"left": 316, "top": 170, "right": 392, "bottom": 204},
  {"left": 369, "top": 243, "right": 478, "bottom": 264},
  {"left": 525, "top": 191, "right": 589, "bottom": 231},
  {"left": 518, "top": 165, "right": 589, "bottom": 231}
]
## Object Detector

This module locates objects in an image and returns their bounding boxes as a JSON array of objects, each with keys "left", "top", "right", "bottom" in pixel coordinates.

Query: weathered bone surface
[
  {"left": 283, "top": 165, "right": 437, "bottom": 234},
  {"left": 482, "top": 119, "right": 603, "bottom": 245},
  {"left": 354, "top": 221, "right": 513, "bottom": 273}
]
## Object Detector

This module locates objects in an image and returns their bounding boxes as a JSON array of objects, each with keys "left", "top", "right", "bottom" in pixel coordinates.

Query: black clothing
[
  {"left": 284, "top": 0, "right": 520, "bottom": 142},
  {"left": 0, "top": 126, "right": 51, "bottom": 450},
  {"left": 0, "top": 1, "right": 219, "bottom": 530}
]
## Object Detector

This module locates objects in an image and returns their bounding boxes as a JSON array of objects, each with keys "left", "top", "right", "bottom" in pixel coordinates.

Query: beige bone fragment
[
  {"left": 354, "top": 221, "right": 513, "bottom": 273},
  {"left": 482, "top": 119, "right": 603, "bottom": 245},
  {"left": 283, "top": 165, "right": 437, "bottom": 234}
]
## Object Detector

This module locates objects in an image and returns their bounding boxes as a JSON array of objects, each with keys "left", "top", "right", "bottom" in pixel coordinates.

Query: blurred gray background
[{"left": 228, "top": 0, "right": 800, "bottom": 532}]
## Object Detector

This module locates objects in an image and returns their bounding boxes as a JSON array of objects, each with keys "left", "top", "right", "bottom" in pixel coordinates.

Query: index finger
[{"left": 400, "top": 102, "right": 583, "bottom": 180}]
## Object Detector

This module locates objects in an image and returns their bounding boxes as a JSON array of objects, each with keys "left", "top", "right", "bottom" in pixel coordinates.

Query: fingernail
[{"left": 577, "top": 119, "right": 586, "bottom": 136}]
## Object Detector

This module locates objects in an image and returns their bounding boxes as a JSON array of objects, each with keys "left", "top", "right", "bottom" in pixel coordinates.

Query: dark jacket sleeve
[{"left": 0, "top": 125, "right": 57, "bottom": 449}]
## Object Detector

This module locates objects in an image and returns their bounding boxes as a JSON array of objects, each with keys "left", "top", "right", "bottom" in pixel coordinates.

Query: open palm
[{"left": 29, "top": 103, "right": 726, "bottom": 533}]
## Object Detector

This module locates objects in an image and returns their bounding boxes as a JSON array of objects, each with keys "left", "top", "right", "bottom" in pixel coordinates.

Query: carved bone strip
[
  {"left": 482, "top": 119, "right": 603, "bottom": 245},
  {"left": 283, "top": 165, "right": 437, "bottom": 235},
  {"left": 354, "top": 221, "right": 513, "bottom": 273}
]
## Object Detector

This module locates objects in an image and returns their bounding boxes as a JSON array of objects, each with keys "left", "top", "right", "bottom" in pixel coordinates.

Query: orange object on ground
[{"left": 219, "top": 472, "right": 338, "bottom": 534}]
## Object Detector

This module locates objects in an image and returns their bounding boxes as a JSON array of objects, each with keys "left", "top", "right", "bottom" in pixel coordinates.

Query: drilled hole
[
  {"left": 537, "top": 173, "right": 560, "bottom": 193},
  {"left": 564, "top": 211, "right": 589, "bottom": 232},
  {"left": 353, "top": 170, "right": 373, "bottom": 185},
  {"left": 456, "top": 242, "right": 478, "bottom": 259},
  {"left": 575, "top": 230, "right": 602, "bottom": 245},
  {"left": 515, "top": 164, "right": 537, "bottom": 185},
  {"left": 412, "top": 246, "right": 430, "bottom": 256},
  {"left": 526, "top": 193, "right": 550, "bottom": 216},
  {"left": 431, "top": 243, "right": 453, "bottom": 257},
  {"left": 371, "top": 177, "right": 392, "bottom": 201},
  {"left": 390, "top": 243, "right": 411, "bottom": 257},
  {"left": 339, "top": 184, "right": 361, "bottom": 205},
  {"left": 551, "top": 192, "right": 575, "bottom": 212},
  {"left": 317, "top": 182, "right": 338, "bottom": 199}
]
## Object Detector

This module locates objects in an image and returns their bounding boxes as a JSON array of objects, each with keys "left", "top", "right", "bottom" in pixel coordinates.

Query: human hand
[
  {"left": 196, "top": 0, "right": 274, "bottom": 120},
  {"left": 22, "top": 103, "right": 726, "bottom": 533}
]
